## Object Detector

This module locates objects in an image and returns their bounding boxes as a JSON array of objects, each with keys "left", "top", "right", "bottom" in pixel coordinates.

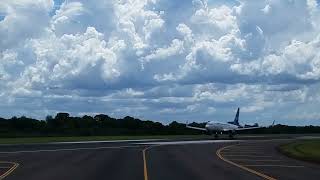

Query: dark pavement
[
  {"left": 219, "top": 140, "right": 320, "bottom": 180},
  {"left": 146, "top": 143, "right": 261, "bottom": 180},
  {"left": 1, "top": 146, "right": 144, "bottom": 180},
  {"left": 0, "top": 136, "right": 320, "bottom": 180}
]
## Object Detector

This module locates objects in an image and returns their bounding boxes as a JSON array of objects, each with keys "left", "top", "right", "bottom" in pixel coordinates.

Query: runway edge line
[
  {"left": 216, "top": 144, "right": 277, "bottom": 180},
  {"left": 0, "top": 161, "right": 19, "bottom": 179}
]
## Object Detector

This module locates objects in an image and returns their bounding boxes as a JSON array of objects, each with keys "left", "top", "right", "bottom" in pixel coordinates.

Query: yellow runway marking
[
  {"left": 142, "top": 145, "right": 160, "bottom": 180},
  {"left": 0, "top": 161, "right": 19, "bottom": 180},
  {"left": 216, "top": 145, "right": 277, "bottom": 180},
  {"left": 142, "top": 148, "right": 149, "bottom": 180}
]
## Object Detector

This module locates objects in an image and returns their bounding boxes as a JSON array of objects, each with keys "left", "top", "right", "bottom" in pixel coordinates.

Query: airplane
[{"left": 186, "top": 108, "right": 274, "bottom": 138}]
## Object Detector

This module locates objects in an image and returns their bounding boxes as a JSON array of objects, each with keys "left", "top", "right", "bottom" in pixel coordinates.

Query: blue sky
[{"left": 1, "top": 0, "right": 320, "bottom": 126}]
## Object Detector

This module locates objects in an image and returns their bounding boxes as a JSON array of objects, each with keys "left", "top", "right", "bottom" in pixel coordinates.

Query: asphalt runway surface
[{"left": 1, "top": 135, "right": 320, "bottom": 180}]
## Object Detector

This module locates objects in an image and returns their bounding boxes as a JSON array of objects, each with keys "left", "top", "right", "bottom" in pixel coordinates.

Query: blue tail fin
[
  {"left": 228, "top": 108, "right": 240, "bottom": 126},
  {"left": 234, "top": 108, "right": 240, "bottom": 126}
]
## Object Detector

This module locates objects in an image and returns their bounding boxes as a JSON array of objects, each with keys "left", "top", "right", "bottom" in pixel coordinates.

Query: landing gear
[
  {"left": 228, "top": 133, "right": 234, "bottom": 139},
  {"left": 214, "top": 132, "right": 219, "bottom": 138},
  {"left": 228, "top": 131, "right": 235, "bottom": 139}
]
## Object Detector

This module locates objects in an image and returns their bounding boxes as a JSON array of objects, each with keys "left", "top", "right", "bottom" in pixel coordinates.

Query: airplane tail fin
[
  {"left": 228, "top": 108, "right": 240, "bottom": 126},
  {"left": 234, "top": 108, "right": 240, "bottom": 126},
  {"left": 271, "top": 120, "right": 275, "bottom": 127}
]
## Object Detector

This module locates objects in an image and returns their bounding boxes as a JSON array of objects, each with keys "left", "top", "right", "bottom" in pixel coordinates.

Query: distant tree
[
  {"left": 94, "top": 114, "right": 110, "bottom": 121},
  {"left": 55, "top": 113, "right": 69, "bottom": 120},
  {"left": 46, "top": 115, "right": 53, "bottom": 121},
  {"left": 54, "top": 113, "right": 70, "bottom": 129},
  {"left": 1, "top": 113, "right": 320, "bottom": 137}
]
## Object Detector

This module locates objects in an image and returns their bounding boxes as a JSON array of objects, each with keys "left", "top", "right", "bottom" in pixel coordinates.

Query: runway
[{"left": 1, "top": 135, "right": 320, "bottom": 180}]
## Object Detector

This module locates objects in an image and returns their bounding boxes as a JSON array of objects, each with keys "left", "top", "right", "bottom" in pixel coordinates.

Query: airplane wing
[
  {"left": 235, "top": 126, "right": 264, "bottom": 131},
  {"left": 235, "top": 120, "right": 275, "bottom": 131},
  {"left": 186, "top": 125, "right": 207, "bottom": 131}
]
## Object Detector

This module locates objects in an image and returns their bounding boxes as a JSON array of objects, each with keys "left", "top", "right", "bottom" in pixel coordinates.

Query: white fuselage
[{"left": 205, "top": 121, "right": 239, "bottom": 132}]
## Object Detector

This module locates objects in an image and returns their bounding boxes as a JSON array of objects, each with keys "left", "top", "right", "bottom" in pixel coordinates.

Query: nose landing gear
[
  {"left": 213, "top": 131, "right": 236, "bottom": 139},
  {"left": 214, "top": 132, "right": 219, "bottom": 138},
  {"left": 214, "top": 132, "right": 222, "bottom": 138}
]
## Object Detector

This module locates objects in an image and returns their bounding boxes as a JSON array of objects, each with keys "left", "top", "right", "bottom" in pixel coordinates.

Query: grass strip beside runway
[{"left": 279, "top": 140, "right": 320, "bottom": 164}]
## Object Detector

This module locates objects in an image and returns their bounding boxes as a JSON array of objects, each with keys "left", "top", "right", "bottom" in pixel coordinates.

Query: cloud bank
[{"left": 1, "top": 0, "right": 320, "bottom": 125}]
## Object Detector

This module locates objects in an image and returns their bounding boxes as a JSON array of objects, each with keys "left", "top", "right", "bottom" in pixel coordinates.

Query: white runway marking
[
  {"left": 244, "top": 165, "right": 304, "bottom": 168},
  {"left": 296, "top": 136, "right": 320, "bottom": 140},
  {"left": 135, "top": 139, "right": 242, "bottom": 145},
  {"left": 48, "top": 139, "right": 166, "bottom": 144},
  {"left": 222, "top": 152, "right": 267, "bottom": 155},
  {"left": 0, "top": 145, "right": 142, "bottom": 154},
  {"left": 223, "top": 155, "right": 273, "bottom": 157},
  {"left": 238, "top": 136, "right": 268, "bottom": 138},
  {"left": 229, "top": 159, "right": 283, "bottom": 162}
]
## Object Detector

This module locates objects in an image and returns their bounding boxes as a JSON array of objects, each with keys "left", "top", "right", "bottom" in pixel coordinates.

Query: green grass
[
  {"left": 279, "top": 140, "right": 320, "bottom": 163},
  {"left": 0, "top": 135, "right": 211, "bottom": 145}
]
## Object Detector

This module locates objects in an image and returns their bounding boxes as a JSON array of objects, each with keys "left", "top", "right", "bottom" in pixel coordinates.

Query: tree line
[
  {"left": 0, "top": 113, "right": 319, "bottom": 137},
  {"left": 0, "top": 113, "right": 200, "bottom": 137}
]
